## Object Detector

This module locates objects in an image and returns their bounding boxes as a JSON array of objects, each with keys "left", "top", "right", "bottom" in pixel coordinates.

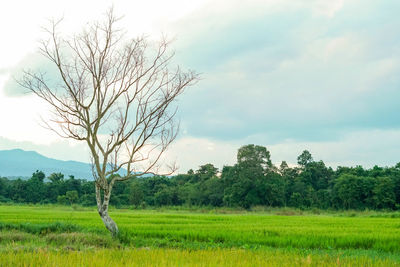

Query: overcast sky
[{"left": 1, "top": 0, "right": 400, "bottom": 173}]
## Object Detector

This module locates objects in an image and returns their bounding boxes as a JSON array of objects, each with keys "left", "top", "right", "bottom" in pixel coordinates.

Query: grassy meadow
[{"left": 0, "top": 205, "right": 400, "bottom": 266}]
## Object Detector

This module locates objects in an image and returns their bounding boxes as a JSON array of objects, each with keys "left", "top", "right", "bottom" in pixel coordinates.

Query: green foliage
[
  {"left": 57, "top": 195, "right": 68, "bottom": 205},
  {"left": 25, "top": 171, "right": 46, "bottom": 203},
  {"left": 66, "top": 190, "right": 79, "bottom": 205},
  {"left": 128, "top": 182, "right": 144, "bottom": 207},
  {"left": 373, "top": 177, "right": 396, "bottom": 209},
  {"left": 80, "top": 194, "right": 96, "bottom": 206},
  {"left": 297, "top": 150, "right": 313, "bottom": 167},
  {"left": 333, "top": 174, "right": 375, "bottom": 209},
  {"left": 237, "top": 144, "right": 272, "bottom": 170},
  {"left": 154, "top": 185, "right": 177, "bottom": 206},
  {"left": 0, "top": 144, "right": 400, "bottom": 211},
  {"left": 48, "top": 172, "right": 64, "bottom": 183}
]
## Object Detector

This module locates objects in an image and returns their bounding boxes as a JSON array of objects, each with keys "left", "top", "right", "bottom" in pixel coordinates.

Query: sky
[{"left": 1, "top": 0, "right": 400, "bottom": 173}]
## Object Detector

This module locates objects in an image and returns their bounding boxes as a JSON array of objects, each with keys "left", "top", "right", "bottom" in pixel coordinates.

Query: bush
[{"left": 57, "top": 195, "right": 68, "bottom": 205}]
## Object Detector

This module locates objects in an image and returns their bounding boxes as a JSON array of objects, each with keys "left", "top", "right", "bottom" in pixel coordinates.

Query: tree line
[{"left": 0, "top": 144, "right": 399, "bottom": 210}]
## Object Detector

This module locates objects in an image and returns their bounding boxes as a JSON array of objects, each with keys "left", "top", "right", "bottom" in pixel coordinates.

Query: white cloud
[
  {"left": 312, "top": 0, "right": 345, "bottom": 18},
  {"left": 1, "top": 0, "right": 399, "bottom": 173},
  {"left": 0, "top": 75, "right": 58, "bottom": 144},
  {"left": 269, "top": 129, "right": 400, "bottom": 168},
  {"left": 0, "top": 0, "right": 209, "bottom": 71},
  {"left": 165, "top": 137, "right": 238, "bottom": 172},
  {"left": 0, "top": 0, "right": 210, "bottom": 146},
  {"left": 0, "top": 136, "right": 89, "bottom": 163}
]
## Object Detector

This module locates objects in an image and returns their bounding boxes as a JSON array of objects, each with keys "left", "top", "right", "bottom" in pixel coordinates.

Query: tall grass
[
  {"left": 1, "top": 248, "right": 400, "bottom": 267},
  {"left": 0, "top": 204, "right": 400, "bottom": 265},
  {"left": 0, "top": 222, "right": 80, "bottom": 234}
]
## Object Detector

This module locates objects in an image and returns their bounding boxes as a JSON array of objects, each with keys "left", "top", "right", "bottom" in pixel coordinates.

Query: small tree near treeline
[{"left": 19, "top": 8, "right": 198, "bottom": 236}]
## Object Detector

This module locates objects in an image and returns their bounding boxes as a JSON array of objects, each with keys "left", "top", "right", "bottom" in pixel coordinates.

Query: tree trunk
[
  {"left": 99, "top": 208, "right": 119, "bottom": 237},
  {"left": 96, "top": 183, "right": 119, "bottom": 237}
]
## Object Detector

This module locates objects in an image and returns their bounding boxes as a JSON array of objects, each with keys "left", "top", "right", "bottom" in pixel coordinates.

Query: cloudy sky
[{"left": 1, "top": 0, "right": 400, "bottom": 172}]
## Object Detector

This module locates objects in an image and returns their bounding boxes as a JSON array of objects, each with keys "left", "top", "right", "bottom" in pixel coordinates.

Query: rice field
[{"left": 0, "top": 205, "right": 400, "bottom": 266}]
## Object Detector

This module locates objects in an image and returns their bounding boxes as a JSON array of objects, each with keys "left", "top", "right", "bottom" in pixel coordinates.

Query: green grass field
[{"left": 0, "top": 205, "right": 400, "bottom": 266}]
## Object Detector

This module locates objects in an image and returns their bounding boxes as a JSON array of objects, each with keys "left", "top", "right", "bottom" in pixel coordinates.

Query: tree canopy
[{"left": 1, "top": 145, "right": 400, "bottom": 211}]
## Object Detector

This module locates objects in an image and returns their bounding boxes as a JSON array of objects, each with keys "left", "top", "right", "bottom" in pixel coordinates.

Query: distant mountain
[{"left": 0, "top": 149, "right": 95, "bottom": 180}]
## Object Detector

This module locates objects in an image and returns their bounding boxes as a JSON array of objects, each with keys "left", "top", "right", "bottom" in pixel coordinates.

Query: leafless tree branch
[{"left": 18, "top": 8, "right": 198, "bottom": 235}]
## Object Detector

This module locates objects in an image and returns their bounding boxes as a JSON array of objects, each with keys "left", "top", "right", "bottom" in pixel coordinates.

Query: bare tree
[{"left": 19, "top": 9, "right": 198, "bottom": 236}]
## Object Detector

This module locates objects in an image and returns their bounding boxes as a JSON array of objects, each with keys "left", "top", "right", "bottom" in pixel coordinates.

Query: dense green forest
[{"left": 1, "top": 144, "right": 399, "bottom": 210}]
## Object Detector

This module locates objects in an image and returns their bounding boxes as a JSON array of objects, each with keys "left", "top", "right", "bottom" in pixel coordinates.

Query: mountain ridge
[{"left": 0, "top": 149, "right": 95, "bottom": 180}]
